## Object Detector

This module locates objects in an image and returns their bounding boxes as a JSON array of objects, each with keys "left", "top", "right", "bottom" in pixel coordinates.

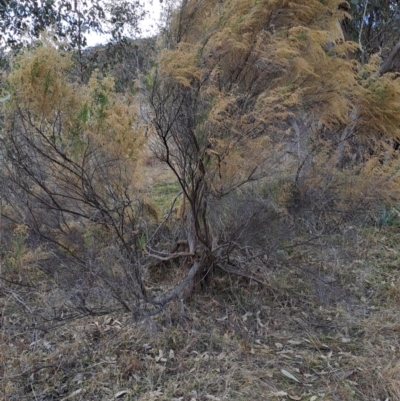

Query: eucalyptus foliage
[{"left": 0, "top": 0, "right": 147, "bottom": 48}]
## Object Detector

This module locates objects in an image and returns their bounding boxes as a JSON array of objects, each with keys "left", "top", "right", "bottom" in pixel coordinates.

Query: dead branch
[
  {"left": 151, "top": 260, "right": 203, "bottom": 306},
  {"left": 146, "top": 251, "right": 195, "bottom": 261},
  {"left": 217, "top": 264, "right": 266, "bottom": 286},
  {"left": 147, "top": 190, "right": 183, "bottom": 245}
]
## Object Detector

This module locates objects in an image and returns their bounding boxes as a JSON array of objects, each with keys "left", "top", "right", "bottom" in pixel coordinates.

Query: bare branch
[
  {"left": 216, "top": 264, "right": 266, "bottom": 286},
  {"left": 146, "top": 251, "right": 195, "bottom": 261}
]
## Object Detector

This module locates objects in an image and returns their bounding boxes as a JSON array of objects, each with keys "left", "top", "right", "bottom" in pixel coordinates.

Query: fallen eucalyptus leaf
[
  {"left": 271, "top": 391, "right": 288, "bottom": 397},
  {"left": 114, "top": 390, "right": 130, "bottom": 398},
  {"left": 0, "top": 93, "right": 10, "bottom": 102},
  {"left": 335, "top": 370, "right": 354, "bottom": 379},
  {"left": 61, "top": 389, "right": 82, "bottom": 401},
  {"left": 281, "top": 369, "right": 300, "bottom": 383}
]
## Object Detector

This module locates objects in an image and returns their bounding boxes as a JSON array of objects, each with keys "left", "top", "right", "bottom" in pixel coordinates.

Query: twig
[
  {"left": 1, "top": 284, "right": 39, "bottom": 347},
  {"left": 0, "top": 364, "right": 71, "bottom": 380},
  {"left": 217, "top": 264, "right": 266, "bottom": 285},
  {"left": 0, "top": 276, "right": 35, "bottom": 288},
  {"left": 146, "top": 251, "right": 195, "bottom": 261},
  {"left": 147, "top": 190, "right": 183, "bottom": 244}
]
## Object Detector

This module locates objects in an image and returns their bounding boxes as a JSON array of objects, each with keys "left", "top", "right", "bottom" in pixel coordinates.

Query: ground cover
[{"left": 1, "top": 224, "right": 400, "bottom": 400}]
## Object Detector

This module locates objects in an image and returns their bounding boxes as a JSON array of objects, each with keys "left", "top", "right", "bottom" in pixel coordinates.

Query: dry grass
[{"left": 1, "top": 224, "right": 400, "bottom": 400}]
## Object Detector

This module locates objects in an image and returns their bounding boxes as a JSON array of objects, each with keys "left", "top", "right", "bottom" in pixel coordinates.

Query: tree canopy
[{"left": 0, "top": 0, "right": 147, "bottom": 48}]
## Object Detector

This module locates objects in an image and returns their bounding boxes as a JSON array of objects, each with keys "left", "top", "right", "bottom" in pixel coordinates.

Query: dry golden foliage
[
  {"left": 1, "top": 42, "right": 148, "bottom": 295},
  {"left": 6, "top": 42, "right": 144, "bottom": 169},
  {"left": 158, "top": 0, "right": 400, "bottom": 214}
]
